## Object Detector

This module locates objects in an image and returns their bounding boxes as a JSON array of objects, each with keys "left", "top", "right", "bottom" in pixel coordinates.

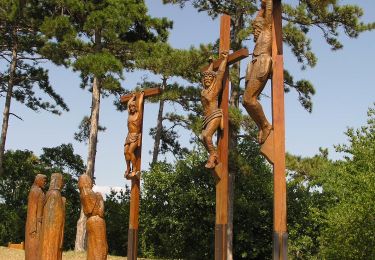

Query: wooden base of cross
[
  {"left": 200, "top": 15, "right": 249, "bottom": 260},
  {"left": 120, "top": 87, "right": 162, "bottom": 260},
  {"left": 259, "top": 0, "right": 288, "bottom": 259}
]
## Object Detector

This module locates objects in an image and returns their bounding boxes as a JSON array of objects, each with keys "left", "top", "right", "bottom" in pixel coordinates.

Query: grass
[{"left": 0, "top": 246, "right": 128, "bottom": 259}]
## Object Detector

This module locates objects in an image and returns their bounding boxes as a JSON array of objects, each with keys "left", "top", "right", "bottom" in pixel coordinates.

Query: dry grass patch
[{"left": 0, "top": 246, "right": 128, "bottom": 259}]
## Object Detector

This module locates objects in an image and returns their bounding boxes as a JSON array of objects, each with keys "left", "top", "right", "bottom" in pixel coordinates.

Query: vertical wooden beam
[
  {"left": 271, "top": 1, "right": 288, "bottom": 259},
  {"left": 127, "top": 95, "right": 144, "bottom": 260},
  {"left": 215, "top": 14, "right": 230, "bottom": 260}
]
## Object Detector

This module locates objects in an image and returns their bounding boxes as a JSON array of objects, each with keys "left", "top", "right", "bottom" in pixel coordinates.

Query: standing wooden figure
[
  {"left": 201, "top": 51, "right": 229, "bottom": 168},
  {"left": 39, "top": 173, "right": 66, "bottom": 260},
  {"left": 25, "top": 174, "right": 47, "bottom": 260},
  {"left": 78, "top": 174, "right": 108, "bottom": 260},
  {"left": 124, "top": 92, "right": 145, "bottom": 179}
]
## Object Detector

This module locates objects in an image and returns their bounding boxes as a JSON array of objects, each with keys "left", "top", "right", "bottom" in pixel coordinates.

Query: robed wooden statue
[
  {"left": 25, "top": 174, "right": 47, "bottom": 260},
  {"left": 78, "top": 174, "right": 108, "bottom": 260},
  {"left": 39, "top": 173, "right": 66, "bottom": 260}
]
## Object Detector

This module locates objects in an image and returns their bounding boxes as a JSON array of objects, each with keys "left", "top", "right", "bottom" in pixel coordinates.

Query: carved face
[
  {"left": 203, "top": 74, "right": 215, "bottom": 88},
  {"left": 129, "top": 103, "right": 137, "bottom": 114},
  {"left": 50, "top": 173, "right": 64, "bottom": 191},
  {"left": 36, "top": 174, "right": 47, "bottom": 189}
]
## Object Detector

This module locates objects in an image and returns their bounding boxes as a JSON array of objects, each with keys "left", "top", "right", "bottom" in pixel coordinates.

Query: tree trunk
[
  {"left": 0, "top": 28, "right": 18, "bottom": 176},
  {"left": 85, "top": 76, "right": 101, "bottom": 179},
  {"left": 151, "top": 78, "right": 167, "bottom": 164},
  {"left": 74, "top": 208, "right": 87, "bottom": 251},
  {"left": 75, "top": 31, "right": 102, "bottom": 251},
  {"left": 74, "top": 76, "right": 101, "bottom": 251}
]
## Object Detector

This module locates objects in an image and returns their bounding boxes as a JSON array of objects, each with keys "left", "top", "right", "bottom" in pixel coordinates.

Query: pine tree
[{"left": 0, "top": 0, "right": 69, "bottom": 175}]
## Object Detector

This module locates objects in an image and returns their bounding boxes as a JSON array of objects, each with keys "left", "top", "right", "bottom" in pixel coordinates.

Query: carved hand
[{"left": 220, "top": 50, "right": 229, "bottom": 59}]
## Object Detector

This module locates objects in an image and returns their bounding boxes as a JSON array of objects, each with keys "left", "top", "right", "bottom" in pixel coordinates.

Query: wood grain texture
[
  {"left": 271, "top": 0, "right": 288, "bottom": 259},
  {"left": 215, "top": 14, "right": 230, "bottom": 260}
]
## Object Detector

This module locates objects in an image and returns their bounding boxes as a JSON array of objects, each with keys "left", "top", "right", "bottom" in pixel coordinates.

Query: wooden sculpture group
[
  {"left": 25, "top": 173, "right": 107, "bottom": 260},
  {"left": 25, "top": 0, "right": 287, "bottom": 259}
]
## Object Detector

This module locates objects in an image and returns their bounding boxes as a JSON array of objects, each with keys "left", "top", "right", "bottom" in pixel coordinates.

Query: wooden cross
[
  {"left": 120, "top": 87, "right": 161, "bottom": 260},
  {"left": 258, "top": 0, "right": 288, "bottom": 259},
  {"left": 201, "top": 15, "right": 249, "bottom": 260}
]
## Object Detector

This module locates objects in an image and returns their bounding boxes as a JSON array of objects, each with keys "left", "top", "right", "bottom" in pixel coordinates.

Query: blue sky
[{"left": 2, "top": 0, "right": 374, "bottom": 187}]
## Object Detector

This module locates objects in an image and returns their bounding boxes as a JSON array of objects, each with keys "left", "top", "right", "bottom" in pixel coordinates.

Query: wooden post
[
  {"left": 215, "top": 14, "right": 230, "bottom": 260},
  {"left": 120, "top": 88, "right": 161, "bottom": 260},
  {"left": 271, "top": 1, "right": 288, "bottom": 259}
]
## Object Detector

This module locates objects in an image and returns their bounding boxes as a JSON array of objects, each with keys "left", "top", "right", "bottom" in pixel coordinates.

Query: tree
[
  {"left": 0, "top": 0, "right": 69, "bottom": 175},
  {"left": 317, "top": 105, "right": 375, "bottom": 259},
  {"left": 40, "top": 0, "right": 173, "bottom": 250}
]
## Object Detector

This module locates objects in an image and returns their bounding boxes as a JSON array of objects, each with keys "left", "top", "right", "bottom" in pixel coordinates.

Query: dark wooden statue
[
  {"left": 25, "top": 174, "right": 47, "bottom": 260},
  {"left": 201, "top": 51, "right": 229, "bottom": 168},
  {"left": 39, "top": 173, "right": 66, "bottom": 260},
  {"left": 243, "top": 0, "right": 273, "bottom": 144},
  {"left": 124, "top": 91, "right": 145, "bottom": 179},
  {"left": 78, "top": 174, "right": 108, "bottom": 260}
]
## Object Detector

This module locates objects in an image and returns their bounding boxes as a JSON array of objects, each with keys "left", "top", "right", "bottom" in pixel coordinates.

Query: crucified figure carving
[
  {"left": 124, "top": 92, "right": 144, "bottom": 179},
  {"left": 201, "top": 51, "right": 229, "bottom": 169},
  {"left": 243, "top": 0, "right": 273, "bottom": 144}
]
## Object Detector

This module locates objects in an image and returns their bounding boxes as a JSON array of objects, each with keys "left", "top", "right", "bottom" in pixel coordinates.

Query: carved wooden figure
[
  {"left": 25, "top": 174, "right": 47, "bottom": 260},
  {"left": 124, "top": 91, "right": 145, "bottom": 179},
  {"left": 243, "top": 0, "right": 274, "bottom": 144},
  {"left": 39, "top": 173, "right": 66, "bottom": 260},
  {"left": 78, "top": 174, "right": 108, "bottom": 260},
  {"left": 120, "top": 87, "right": 161, "bottom": 260},
  {"left": 201, "top": 51, "right": 228, "bottom": 169}
]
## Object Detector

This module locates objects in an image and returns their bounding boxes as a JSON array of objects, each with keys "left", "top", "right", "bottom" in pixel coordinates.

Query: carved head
[
  {"left": 49, "top": 173, "right": 64, "bottom": 191},
  {"left": 78, "top": 174, "right": 93, "bottom": 190},
  {"left": 252, "top": 17, "right": 265, "bottom": 42},
  {"left": 128, "top": 101, "right": 137, "bottom": 114},
  {"left": 202, "top": 71, "right": 216, "bottom": 89},
  {"left": 34, "top": 174, "right": 47, "bottom": 189}
]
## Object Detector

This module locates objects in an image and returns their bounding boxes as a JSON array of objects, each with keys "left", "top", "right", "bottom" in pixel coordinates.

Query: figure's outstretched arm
[
  {"left": 138, "top": 91, "right": 145, "bottom": 115},
  {"left": 127, "top": 93, "right": 136, "bottom": 111},
  {"left": 214, "top": 51, "right": 229, "bottom": 86}
]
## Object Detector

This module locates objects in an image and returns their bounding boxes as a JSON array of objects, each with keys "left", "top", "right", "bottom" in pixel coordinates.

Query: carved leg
[
  {"left": 128, "top": 142, "right": 139, "bottom": 179},
  {"left": 124, "top": 144, "right": 131, "bottom": 178},
  {"left": 202, "top": 117, "right": 221, "bottom": 169},
  {"left": 243, "top": 76, "right": 272, "bottom": 144}
]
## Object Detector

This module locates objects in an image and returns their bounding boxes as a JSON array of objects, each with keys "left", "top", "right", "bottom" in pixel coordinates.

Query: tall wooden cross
[
  {"left": 200, "top": 15, "right": 249, "bottom": 260},
  {"left": 259, "top": 0, "right": 288, "bottom": 259},
  {"left": 120, "top": 87, "right": 161, "bottom": 260}
]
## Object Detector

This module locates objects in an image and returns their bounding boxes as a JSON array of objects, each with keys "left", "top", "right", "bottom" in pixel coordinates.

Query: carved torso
[
  {"left": 127, "top": 112, "right": 141, "bottom": 133},
  {"left": 253, "top": 26, "right": 272, "bottom": 57}
]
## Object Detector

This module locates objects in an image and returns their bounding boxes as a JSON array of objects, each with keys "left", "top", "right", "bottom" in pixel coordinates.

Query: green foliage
[
  {"left": 0, "top": 0, "right": 69, "bottom": 114},
  {"left": 140, "top": 152, "right": 215, "bottom": 258},
  {"left": 105, "top": 188, "right": 131, "bottom": 256},
  {"left": 40, "top": 0, "right": 173, "bottom": 93},
  {"left": 140, "top": 137, "right": 275, "bottom": 259},
  {"left": 0, "top": 145, "right": 84, "bottom": 249},
  {"left": 317, "top": 105, "right": 375, "bottom": 259}
]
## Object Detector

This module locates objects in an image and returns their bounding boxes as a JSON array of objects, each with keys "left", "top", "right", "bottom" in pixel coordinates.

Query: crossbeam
[
  {"left": 201, "top": 48, "right": 249, "bottom": 72},
  {"left": 120, "top": 87, "right": 161, "bottom": 103}
]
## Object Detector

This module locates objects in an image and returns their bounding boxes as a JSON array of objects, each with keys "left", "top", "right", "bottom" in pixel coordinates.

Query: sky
[{"left": 2, "top": 0, "right": 375, "bottom": 190}]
